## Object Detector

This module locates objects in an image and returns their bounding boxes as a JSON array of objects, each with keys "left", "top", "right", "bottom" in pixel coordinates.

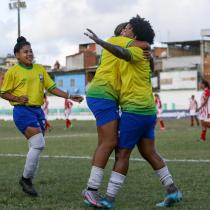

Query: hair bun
[{"left": 17, "top": 36, "right": 27, "bottom": 43}]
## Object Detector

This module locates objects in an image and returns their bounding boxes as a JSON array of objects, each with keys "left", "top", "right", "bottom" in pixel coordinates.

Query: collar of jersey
[{"left": 18, "top": 62, "right": 33, "bottom": 70}]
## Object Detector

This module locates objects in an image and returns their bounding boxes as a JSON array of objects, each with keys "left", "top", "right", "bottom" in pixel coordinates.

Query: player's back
[
  {"left": 119, "top": 46, "right": 156, "bottom": 115},
  {"left": 86, "top": 36, "right": 133, "bottom": 101}
]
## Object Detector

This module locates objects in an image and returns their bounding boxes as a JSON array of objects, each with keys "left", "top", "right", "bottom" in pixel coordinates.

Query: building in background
[
  {"left": 153, "top": 36, "right": 210, "bottom": 91},
  {"left": 50, "top": 43, "right": 100, "bottom": 94}
]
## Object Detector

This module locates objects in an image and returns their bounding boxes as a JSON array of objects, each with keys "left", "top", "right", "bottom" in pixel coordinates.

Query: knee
[
  {"left": 29, "top": 133, "right": 45, "bottom": 150},
  {"left": 140, "top": 149, "right": 157, "bottom": 160},
  {"left": 101, "top": 139, "right": 118, "bottom": 150},
  {"left": 115, "top": 150, "right": 131, "bottom": 162}
]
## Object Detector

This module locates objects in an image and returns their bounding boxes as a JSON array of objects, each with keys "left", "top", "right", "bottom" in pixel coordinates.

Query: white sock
[
  {"left": 87, "top": 166, "right": 104, "bottom": 190},
  {"left": 106, "top": 171, "right": 126, "bottom": 198},
  {"left": 23, "top": 133, "right": 45, "bottom": 179},
  {"left": 23, "top": 148, "right": 42, "bottom": 179},
  {"left": 155, "top": 166, "right": 174, "bottom": 187}
]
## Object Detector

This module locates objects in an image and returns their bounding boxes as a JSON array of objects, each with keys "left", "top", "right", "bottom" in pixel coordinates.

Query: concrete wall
[
  {"left": 0, "top": 90, "right": 203, "bottom": 120},
  {"left": 162, "top": 56, "right": 201, "bottom": 70},
  {"left": 66, "top": 53, "right": 84, "bottom": 70}
]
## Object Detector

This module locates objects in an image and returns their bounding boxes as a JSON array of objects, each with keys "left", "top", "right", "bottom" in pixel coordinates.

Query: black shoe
[{"left": 19, "top": 177, "right": 38, "bottom": 197}]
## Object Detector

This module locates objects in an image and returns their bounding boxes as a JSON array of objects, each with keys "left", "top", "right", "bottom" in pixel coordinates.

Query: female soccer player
[
  {"left": 189, "top": 95, "right": 199, "bottom": 127},
  {"left": 82, "top": 23, "right": 150, "bottom": 207},
  {"left": 85, "top": 15, "right": 182, "bottom": 208},
  {"left": 42, "top": 93, "right": 51, "bottom": 131},
  {"left": 197, "top": 79, "right": 210, "bottom": 141},
  {"left": 64, "top": 98, "right": 73, "bottom": 128},
  {"left": 154, "top": 93, "right": 166, "bottom": 130},
  {"left": 0, "top": 36, "right": 83, "bottom": 196}
]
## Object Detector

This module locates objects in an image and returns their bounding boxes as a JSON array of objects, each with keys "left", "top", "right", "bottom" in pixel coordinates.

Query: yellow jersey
[
  {"left": 86, "top": 36, "right": 133, "bottom": 101},
  {"left": 119, "top": 47, "right": 156, "bottom": 115},
  {"left": 1, "top": 63, "right": 56, "bottom": 106}
]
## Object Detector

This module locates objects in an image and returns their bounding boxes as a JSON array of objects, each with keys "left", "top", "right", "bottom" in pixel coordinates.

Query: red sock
[
  {"left": 160, "top": 120, "right": 165, "bottom": 129},
  {"left": 200, "top": 129, "right": 207, "bottom": 141},
  {"left": 66, "top": 119, "right": 71, "bottom": 128}
]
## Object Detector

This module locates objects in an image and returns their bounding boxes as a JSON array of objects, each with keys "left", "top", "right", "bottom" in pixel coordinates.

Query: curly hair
[
  {"left": 129, "top": 15, "right": 155, "bottom": 44},
  {"left": 201, "top": 79, "right": 209, "bottom": 88}
]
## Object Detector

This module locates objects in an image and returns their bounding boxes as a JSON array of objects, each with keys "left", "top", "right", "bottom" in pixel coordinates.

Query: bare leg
[
  {"left": 113, "top": 148, "right": 132, "bottom": 175},
  {"left": 138, "top": 138, "right": 178, "bottom": 194},
  {"left": 85, "top": 120, "right": 118, "bottom": 194},
  {"left": 92, "top": 120, "right": 118, "bottom": 168},
  {"left": 137, "top": 138, "right": 165, "bottom": 170},
  {"left": 195, "top": 116, "right": 200, "bottom": 126},
  {"left": 190, "top": 116, "right": 194, "bottom": 126}
]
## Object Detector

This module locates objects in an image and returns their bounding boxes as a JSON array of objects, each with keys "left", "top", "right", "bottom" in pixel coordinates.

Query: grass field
[{"left": 0, "top": 118, "right": 210, "bottom": 210}]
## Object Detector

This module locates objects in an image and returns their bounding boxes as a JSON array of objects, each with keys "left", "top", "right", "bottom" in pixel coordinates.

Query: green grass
[{"left": 0, "top": 119, "right": 210, "bottom": 210}]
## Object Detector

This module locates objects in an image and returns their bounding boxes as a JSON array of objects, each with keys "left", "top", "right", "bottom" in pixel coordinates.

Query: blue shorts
[
  {"left": 86, "top": 97, "right": 120, "bottom": 126},
  {"left": 119, "top": 112, "right": 157, "bottom": 150},
  {"left": 13, "top": 105, "right": 45, "bottom": 134}
]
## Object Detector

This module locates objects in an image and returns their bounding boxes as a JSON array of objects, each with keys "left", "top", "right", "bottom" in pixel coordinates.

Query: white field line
[
  {"left": 0, "top": 153, "right": 210, "bottom": 163},
  {"left": 0, "top": 133, "right": 97, "bottom": 140}
]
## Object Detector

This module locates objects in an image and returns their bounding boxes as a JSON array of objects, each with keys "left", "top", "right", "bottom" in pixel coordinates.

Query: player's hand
[
  {"left": 84, "top": 28, "right": 100, "bottom": 44},
  {"left": 17, "top": 95, "right": 29, "bottom": 104},
  {"left": 143, "top": 50, "right": 152, "bottom": 61},
  {"left": 70, "top": 95, "right": 84, "bottom": 103}
]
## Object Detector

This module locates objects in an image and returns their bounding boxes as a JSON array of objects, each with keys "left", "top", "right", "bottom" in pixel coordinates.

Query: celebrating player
[
  {"left": 85, "top": 15, "right": 182, "bottom": 208},
  {"left": 197, "top": 80, "right": 210, "bottom": 141},
  {"left": 189, "top": 95, "right": 199, "bottom": 127},
  {"left": 82, "top": 23, "right": 150, "bottom": 207},
  {"left": 64, "top": 98, "right": 73, "bottom": 128},
  {"left": 42, "top": 93, "right": 52, "bottom": 131},
  {"left": 154, "top": 93, "right": 165, "bottom": 130},
  {"left": 0, "top": 36, "right": 83, "bottom": 196}
]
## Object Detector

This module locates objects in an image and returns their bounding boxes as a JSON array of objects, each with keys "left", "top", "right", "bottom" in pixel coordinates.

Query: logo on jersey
[{"left": 39, "top": 74, "right": 44, "bottom": 81}]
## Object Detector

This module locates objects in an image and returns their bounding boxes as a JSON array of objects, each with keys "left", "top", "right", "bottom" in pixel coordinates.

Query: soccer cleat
[
  {"left": 156, "top": 191, "right": 182, "bottom": 207},
  {"left": 82, "top": 189, "right": 102, "bottom": 208},
  {"left": 100, "top": 197, "right": 115, "bottom": 209},
  {"left": 19, "top": 177, "right": 38, "bottom": 197}
]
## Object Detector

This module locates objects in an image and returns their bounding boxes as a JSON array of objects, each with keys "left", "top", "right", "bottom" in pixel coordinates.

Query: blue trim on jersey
[
  {"left": 13, "top": 105, "right": 45, "bottom": 134},
  {"left": 119, "top": 112, "right": 157, "bottom": 149},
  {"left": 86, "top": 97, "right": 120, "bottom": 126}
]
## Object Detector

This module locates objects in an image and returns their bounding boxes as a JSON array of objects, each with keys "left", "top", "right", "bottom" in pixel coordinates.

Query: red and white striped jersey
[
  {"left": 199, "top": 88, "right": 210, "bottom": 119},
  {"left": 207, "top": 93, "right": 210, "bottom": 118},
  {"left": 65, "top": 99, "right": 73, "bottom": 109}
]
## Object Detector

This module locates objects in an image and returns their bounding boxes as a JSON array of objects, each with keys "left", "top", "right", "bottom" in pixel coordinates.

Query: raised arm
[{"left": 84, "top": 29, "right": 132, "bottom": 61}]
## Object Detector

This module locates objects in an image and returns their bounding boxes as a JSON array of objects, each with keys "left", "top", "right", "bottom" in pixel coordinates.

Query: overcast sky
[{"left": 0, "top": 0, "right": 209, "bottom": 66}]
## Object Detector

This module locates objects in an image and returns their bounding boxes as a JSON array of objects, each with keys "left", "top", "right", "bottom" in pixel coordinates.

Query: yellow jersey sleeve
[
  {"left": 0, "top": 69, "right": 14, "bottom": 93},
  {"left": 41, "top": 66, "right": 56, "bottom": 91},
  {"left": 127, "top": 47, "right": 144, "bottom": 62},
  {"left": 107, "top": 36, "right": 133, "bottom": 48}
]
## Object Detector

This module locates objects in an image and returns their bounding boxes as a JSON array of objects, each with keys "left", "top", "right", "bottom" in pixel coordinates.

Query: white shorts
[
  {"left": 157, "top": 109, "right": 162, "bottom": 118},
  {"left": 204, "top": 115, "right": 210, "bottom": 122},
  {"left": 190, "top": 110, "right": 197, "bottom": 116},
  {"left": 64, "top": 109, "right": 71, "bottom": 118},
  {"left": 199, "top": 116, "right": 206, "bottom": 121}
]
